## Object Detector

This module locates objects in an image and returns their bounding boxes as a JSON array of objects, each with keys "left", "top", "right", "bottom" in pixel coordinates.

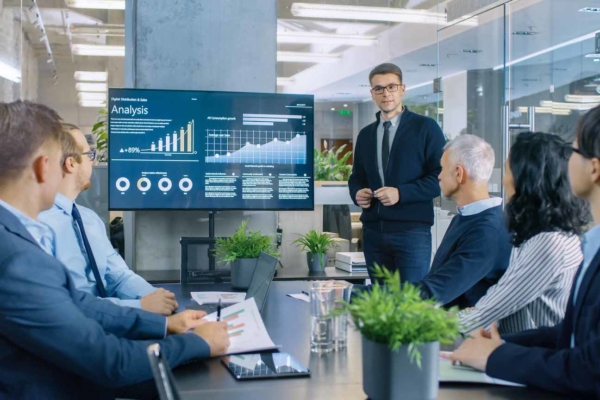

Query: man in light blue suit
[
  {"left": 0, "top": 101, "right": 229, "bottom": 399},
  {"left": 38, "top": 123, "right": 178, "bottom": 315}
]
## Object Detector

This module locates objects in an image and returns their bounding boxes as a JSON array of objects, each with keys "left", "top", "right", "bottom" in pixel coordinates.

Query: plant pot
[
  {"left": 231, "top": 258, "right": 258, "bottom": 290},
  {"left": 306, "top": 253, "right": 327, "bottom": 272},
  {"left": 362, "top": 336, "right": 439, "bottom": 400}
]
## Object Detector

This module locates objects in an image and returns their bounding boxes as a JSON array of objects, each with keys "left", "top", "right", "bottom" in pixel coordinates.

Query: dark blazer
[
  {"left": 0, "top": 205, "right": 210, "bottom": 399},
  {"left": 348, "top": 108, "right": 446, "bottom": 230},
  {"left": 486, "top": 248, "right": 600, "bottom": 397}
]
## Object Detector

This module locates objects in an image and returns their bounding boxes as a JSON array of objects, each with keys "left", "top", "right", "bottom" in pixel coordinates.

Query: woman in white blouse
[{"left": 459, "top": 132, "right": 590, "bottom": 334}]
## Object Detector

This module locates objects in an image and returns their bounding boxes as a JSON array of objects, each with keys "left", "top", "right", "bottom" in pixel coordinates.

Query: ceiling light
[
  {"left": 78, "top": 99, "right": 106, "bottom": 107},
  {"left": 540, "top": 100, "right": 599, "bottom": 111},
  {"left": 331, "top": 108, "right": 335, "bottom": 111},
  {"left": 74, "top": 71, "right": 107, "bottom": 82},
  {"left": 0, "top": 60, "right": 21, "bottom": 83},
  {"left": 343, "top": 104, "right": 348, "bottom": 107},
  {"left": 565, "top": 94, "right": 600, "bottom": 103},
  {"left": 494, "top": 30, "right": 599, "bottom": 70},
  {"left": 70, "top": 24, "right": 125, "bottom": 37},
  {"left": 290, "top": 3, "right": 478, "bottom": 26},
  {"left": 518, "top": 106, "right": 571, "bottom": 116},
  {"left": 277, "top": 77, "right": 295, "bottom": 86},
  {"left": 65, "top": 0, "right": 125, "bottom": 10},
  {"left": 78, "top": 92, "right": 107, "bottom": 101},
  {"left": 277, "top": 51, "right": 341, "bottom": 63},
  {"left": 71, "top": 44, "right": 124, "bottom": 57},
  {"left": 277, "top": 31, "right": 377, "bottom": 46},
  {"left": 579, "top": 7, "right": 600, "bottom": 13},
  {"left": 75, "top": 82, "right": 108, "bottom": 92},
  {"left": 585, "top": 53, "right": 600, "bottom": 58}
]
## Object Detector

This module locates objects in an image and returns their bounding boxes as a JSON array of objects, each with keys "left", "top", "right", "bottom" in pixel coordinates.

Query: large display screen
[{"left": 108, "top": 88, "right": 314, "bottom": 210}]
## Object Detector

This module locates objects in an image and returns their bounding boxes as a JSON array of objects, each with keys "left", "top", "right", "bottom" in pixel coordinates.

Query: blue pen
[{"left": 217, "top": 298, "right": 222, "bottom": 321}]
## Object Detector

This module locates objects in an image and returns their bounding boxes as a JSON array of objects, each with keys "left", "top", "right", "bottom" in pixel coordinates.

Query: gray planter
[
  {"left": 362, "top": 336, "right": 439, "bottom": 400},
  {"left": 306, "top": 253, "right": 327, "bottom": 272},
  {"left": 231, "top": 258, "right": 258, "bottom": 289}
]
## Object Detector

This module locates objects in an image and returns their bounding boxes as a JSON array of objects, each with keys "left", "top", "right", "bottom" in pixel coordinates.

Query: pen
[
  {"left": 301, "top": 290, "right": 309, "bottom": 296},
  {"left": 217, "top": 298, "right": 222, "bottom": 321}
]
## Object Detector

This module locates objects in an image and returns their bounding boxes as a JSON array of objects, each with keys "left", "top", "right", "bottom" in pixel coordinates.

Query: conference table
[{"left": 161, "top": 281, "right": 569, "bottom": 400}]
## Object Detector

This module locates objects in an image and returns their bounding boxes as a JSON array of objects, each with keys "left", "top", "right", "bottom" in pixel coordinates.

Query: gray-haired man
[{"left": 416, "top": 134, "right": 512, "bottom": 308}]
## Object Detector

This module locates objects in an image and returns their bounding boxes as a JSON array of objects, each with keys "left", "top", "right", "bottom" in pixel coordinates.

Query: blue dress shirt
[
  {"left": 37, "top": 193, "right": 155, "bottom": 308},
  {"left": 0, "top": 199, "right": 54, "bottom": 254},
  {"left": 571, "top": 223, "right": 600, "bottom": 347},
  {"left": 458, "top": 197, "right": 503, "bottom": 216}
]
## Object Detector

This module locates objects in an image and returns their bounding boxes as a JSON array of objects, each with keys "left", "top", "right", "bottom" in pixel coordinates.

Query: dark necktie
[
  {"left": 382, "top": 121, "right": 392, "bottom": 174},
  {"left": 72, "top": 204, "right": 108, "bottom": 298}
]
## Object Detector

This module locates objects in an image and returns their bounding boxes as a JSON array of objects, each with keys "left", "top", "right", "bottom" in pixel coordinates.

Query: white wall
[{"left": 0, "top": 6, "right": 38, "bottom": 102}]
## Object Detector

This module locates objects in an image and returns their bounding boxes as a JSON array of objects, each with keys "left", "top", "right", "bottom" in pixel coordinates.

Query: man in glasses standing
[
  {"left": 37, "top": 124, "right": 178, "bottom": 315},
  {"left": 349, "top": 63, "right": 445, "bottom": 284}
]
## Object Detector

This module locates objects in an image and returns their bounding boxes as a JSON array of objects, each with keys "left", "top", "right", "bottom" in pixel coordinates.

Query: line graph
[{"left": 205, "top": 129, "right": 306, "bottom": 164}]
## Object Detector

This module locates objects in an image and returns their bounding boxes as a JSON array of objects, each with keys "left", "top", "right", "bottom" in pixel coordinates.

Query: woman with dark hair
[
  {"left": 443, "top": 105, "right": 600, "bottom": 398},
  {"left": 459, "top": 131, "right": 589, "bottom": 334}
]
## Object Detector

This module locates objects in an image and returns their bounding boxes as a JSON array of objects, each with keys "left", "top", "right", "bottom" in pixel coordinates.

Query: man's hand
[
  {"left": 374, "top": 187, "right": 400, "bottom": 206},
  {"left": 441, "top": 323, "right": 503, "bottom": 371},
  {"left": 356, "top": 188, "right": 373, "bottom": 209},
  {"left": 194, "top": 321, "right": 230, "bottom": 357},
  {"left": 167, "top": 310, "right": 207, "bottom": 334},
  {"left": 140, "top": 288, "right": 178, "bottom": 316}
]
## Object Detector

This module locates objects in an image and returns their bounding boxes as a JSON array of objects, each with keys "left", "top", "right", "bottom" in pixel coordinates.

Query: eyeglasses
[
  {"left": 82, "top": 150, "right": 96, "bottom": 161},
  {"left": 371, "top": 83, "right": 403, "bottom": 95}
]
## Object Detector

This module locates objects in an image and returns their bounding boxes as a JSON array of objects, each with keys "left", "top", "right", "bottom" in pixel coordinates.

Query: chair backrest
[{"left": 147, "top": 343, "right": 182, "bottom": 400}]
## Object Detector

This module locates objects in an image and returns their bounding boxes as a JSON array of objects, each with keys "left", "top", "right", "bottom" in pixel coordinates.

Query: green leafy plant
[
  {"left": 92, "top": 108, "right": 108, "bottom": 162},
  {"left": 343, "top": 265, "right": 459, "bottom": 368},
  {"left": 292, "top": 230, "right": 338, "bottom": 270},
  {"left": 214, "top": 220, "right": 279, "bottom": 264},
  {"left": 314, "top": 145, "right": 352, "bottom": 181}
]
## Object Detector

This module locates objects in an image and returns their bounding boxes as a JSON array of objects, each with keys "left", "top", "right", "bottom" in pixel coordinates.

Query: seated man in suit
[
  {"left": 416, "top": 134, "right": 512, "bottom": 308},
  {"left": 444, "top": 105, "right": 600, "bottom": 398},
  {"left": 37, "top": 123, "right": 177, "bottom": 315},
  {"left": 0, "top": 101, "right": 229, "bottom": 399}
]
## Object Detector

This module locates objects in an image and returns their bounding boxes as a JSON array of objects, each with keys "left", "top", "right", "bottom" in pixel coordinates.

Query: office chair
[{"left": 146, "top": 343, "right": 182, "bottom": 400}]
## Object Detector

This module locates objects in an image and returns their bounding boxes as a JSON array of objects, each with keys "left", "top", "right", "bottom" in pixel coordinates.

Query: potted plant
[
  {"left": 314, "top": 145, "right": 353, "bottom": 183},
  {"left": 343, "top": 265, "right": 459, "bottom": 400},
  {"left": 292, "top": 230, "right": 337, "bottom": 272},
  {"left": 214, "top": 220, "right": 279, "bottom": 289},
  {"left": 91, "top": 108, "right": 108, "bottom": 163}
]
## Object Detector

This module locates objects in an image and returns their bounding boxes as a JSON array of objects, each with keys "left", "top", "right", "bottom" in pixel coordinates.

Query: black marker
[
  {"left": 301, "top": 291, "right": 309, "bottom": 296},
  {"left": 217, "top": 298, "right": 222, "bottom": 321}
]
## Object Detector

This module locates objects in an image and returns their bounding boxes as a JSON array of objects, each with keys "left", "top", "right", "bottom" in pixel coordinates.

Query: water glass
[
  {"left": 331, "top": 281, "right": 353, "bottom": 350},
  {"left": 310, "top": 284, "right": 335, "bottom": 353}
]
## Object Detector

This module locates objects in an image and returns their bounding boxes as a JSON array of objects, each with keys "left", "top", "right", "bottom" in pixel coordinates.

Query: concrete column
[{"left": 125, "top": 0, "right": 279, "bottom": 271}]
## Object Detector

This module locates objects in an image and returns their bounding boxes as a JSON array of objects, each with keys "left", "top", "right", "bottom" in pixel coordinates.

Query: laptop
[{"left": 191, "top": 252, "right": 278, "bottom": 314}]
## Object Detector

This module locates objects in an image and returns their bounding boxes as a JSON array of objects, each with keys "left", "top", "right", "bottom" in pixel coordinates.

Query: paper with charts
[
  {"left": 191, "top": 292, "right": 246, "bottom": 305},
  {"left": 203, "top": 298, "right": 277, "bottom": 355}
]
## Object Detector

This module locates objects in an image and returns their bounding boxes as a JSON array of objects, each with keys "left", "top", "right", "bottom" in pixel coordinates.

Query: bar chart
[
  {"left": 242, "top": 113, "right": 306, "bottom": 127},
  {"left": 205, "top": 129, "right": 306, "bottom": 164},
  {"left": 141, "top": 120, "right": 195, "bottom": 154}
]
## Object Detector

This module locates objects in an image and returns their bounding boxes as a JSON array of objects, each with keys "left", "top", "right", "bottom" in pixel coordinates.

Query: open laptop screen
[{"left": 245, "top": 252, "right": 278, "bottom": 312}]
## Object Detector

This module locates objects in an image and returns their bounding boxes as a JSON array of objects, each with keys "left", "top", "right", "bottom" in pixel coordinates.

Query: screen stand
[{"left": 208, "top": 211, "right": 216, "bottom": 272}]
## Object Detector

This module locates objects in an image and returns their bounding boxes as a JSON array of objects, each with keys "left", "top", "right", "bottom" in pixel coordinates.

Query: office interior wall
[{"left": 129, "top": 0, "right": 282, "bottom": 272}]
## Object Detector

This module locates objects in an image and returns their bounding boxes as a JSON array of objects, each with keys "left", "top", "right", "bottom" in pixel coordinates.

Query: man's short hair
[
  {"left": 369, "top": 63, "right": 403, "bottom": 85},
  {"left": 444, "top": 134, "right": 495, "bottom": 182},
  {"left": 60, "top": 124, "right": 82, "bottom": 165},
  {"left": 0, "top": 101, "right": 64, "bottom": 182}
]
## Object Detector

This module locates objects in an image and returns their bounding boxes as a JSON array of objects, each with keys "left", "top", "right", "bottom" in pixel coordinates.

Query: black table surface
[
  {"left": 140, "top": 266, "right": 369, "bottom": 285},
  {"left": 159, "top": 281, "right": 568, "bottom": 400}
]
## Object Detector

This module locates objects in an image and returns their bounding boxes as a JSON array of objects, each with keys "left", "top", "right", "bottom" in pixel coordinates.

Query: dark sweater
[
  {"left": 348, "top": 108, "right": 446, "bottom": 230},
  {"left": 419, "top": 205, "right": 512, "bottom": 309}
]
